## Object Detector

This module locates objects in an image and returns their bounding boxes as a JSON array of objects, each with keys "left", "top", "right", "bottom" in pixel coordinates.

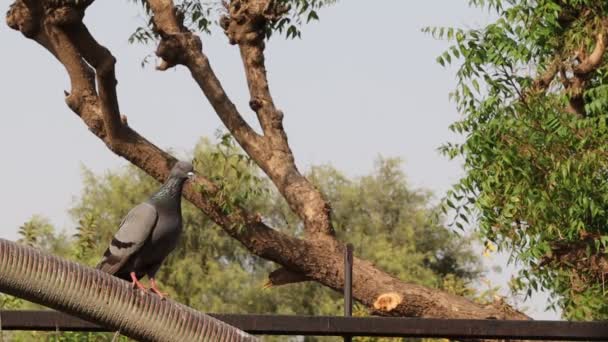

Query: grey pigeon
[{"left": 96, "top": 161, "right": 194, "bottom": 298}]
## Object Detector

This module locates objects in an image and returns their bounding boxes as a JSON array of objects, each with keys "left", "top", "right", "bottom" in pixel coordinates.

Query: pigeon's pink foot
[
  {"left": 130, "top": 272, "right": 147, "bottom": 291},
  {"left": 149, "top": 278, "right": 169, "bottom": 300}
]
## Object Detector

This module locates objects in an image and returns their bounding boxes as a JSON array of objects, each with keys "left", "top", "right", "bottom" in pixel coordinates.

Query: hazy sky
[{"left": 1, "top": 1, "right": 559, "bottom": 319}]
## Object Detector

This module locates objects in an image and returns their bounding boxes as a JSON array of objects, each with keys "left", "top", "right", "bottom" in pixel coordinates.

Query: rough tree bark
[{"left": 6, "top": 0, "right": 532, "bottom": 321}]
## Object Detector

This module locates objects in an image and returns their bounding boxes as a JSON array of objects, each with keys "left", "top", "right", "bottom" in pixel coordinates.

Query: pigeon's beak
[{"left": 187, "top": 171, "right": 195, "bottom": 180}]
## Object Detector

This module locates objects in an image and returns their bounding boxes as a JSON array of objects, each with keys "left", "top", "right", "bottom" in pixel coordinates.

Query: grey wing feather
[{"left": 96, "top": 202, "right": 158, "bottom": 275}]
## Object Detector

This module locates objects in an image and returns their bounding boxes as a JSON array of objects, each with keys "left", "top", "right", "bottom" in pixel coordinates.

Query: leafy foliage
[
  {"left": 429, "top": 0, "right": 608, "bottom": 319},
  {"left": 266, "top": 0, "right": 330, "bottom": 39},
  {"left": 127, "top": 0, "right": 337, "bottom": 45},
  {"left": 3, "top": 138, "right": 481, "bottom": 341},
  {"left": 194, "top": 131, "right": 269, "bottom": 228}
]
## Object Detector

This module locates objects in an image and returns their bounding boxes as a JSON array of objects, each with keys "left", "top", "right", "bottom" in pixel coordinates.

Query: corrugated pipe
[{"left": 0, "top": 238, "right": 258, "bottom": 342}]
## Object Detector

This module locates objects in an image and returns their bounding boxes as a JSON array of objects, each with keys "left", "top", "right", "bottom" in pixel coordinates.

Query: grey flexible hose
[{"left": 0, "top": 238, "right": 258, "bottom": 342}]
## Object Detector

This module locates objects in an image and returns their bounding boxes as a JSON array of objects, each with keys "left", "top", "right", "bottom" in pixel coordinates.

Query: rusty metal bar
[{"left": 2, "top": 311, "right": 608, "bottom": 340}]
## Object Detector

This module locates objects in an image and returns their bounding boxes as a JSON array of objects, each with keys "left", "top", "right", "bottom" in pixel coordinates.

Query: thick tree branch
[
  {"left": 263, "top": 267, "right": 310, "bottom": 288},
  {"left": 564, "top": 20, "right": 608, "bottom": 117},
  {"left": 7, "top": 0, "right": 534, "bottom": 323},
  {"left": 221, "top": 0, "right": 335, "bottom": 239},
  {"left": 530, "top": 58, "right": 560, "bottom": 93},
  {"left": 67, "top": 22, "right": 124, "bottom": 141},
  {"left": 148, "top": 0, "right": 335, "bottom": 238},
  {"left": 573, "top": 29, "right": 608, "bottom": 76},
  {"left": 219, "top": 0, "right": 288, "bottom": 136},
  {"left": 148, "top": 0, "right": 263, "bottom": 155}
]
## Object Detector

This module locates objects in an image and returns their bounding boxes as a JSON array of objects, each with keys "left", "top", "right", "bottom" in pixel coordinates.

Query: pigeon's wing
[{"left": 96, "top": 202, "right": 158, "bottom": 275}]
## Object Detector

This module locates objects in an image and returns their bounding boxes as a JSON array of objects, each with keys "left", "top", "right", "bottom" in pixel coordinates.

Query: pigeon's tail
[
  {"left": 95, "top": 259, "right": 109, "bottom": 271},
  {"left": 97, "top": 261, "right": 131, "bottom": 281},
  {"left": 96, "top": 248, "right": 137, "bottom": 282},
  {"left": 96, "top": 249, "right": 124, "bottom": 275}
]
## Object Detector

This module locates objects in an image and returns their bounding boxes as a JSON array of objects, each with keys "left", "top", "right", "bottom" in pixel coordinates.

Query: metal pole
[{"left": 344, "top": 243, "right": 353, "bottom": 342}]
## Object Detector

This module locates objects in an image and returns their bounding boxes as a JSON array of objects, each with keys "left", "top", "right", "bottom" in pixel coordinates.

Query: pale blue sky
[{"left": 0, "top": 1, "right": 559, "bottom": 319}]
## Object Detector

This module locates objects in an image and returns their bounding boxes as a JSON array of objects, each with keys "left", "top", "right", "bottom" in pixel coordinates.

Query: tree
[
  {"left": 434, "top": 0, "right": 608, "bottom": 320},
  {"left": 6, "top": 0, "right": 528, "bottom": 320},
  {"left": 3, "top": 138, "right": 482, "bottom": 341}
]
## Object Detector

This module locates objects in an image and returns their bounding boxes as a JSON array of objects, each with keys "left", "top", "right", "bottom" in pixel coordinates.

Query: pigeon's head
[{"left": 170, "top": 161, "right": 195, "bottom": 180}]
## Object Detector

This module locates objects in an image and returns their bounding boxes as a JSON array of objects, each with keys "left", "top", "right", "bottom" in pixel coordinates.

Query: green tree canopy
[{"left": 433, "top": 0, "right": 608, "bottom": 320}]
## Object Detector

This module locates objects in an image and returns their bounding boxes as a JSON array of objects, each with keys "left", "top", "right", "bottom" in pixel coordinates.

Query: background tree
[
  {"left": 434, "top": 0, "right": 608, "bottom": 320},
  {"left": 6, "top": 0, "right": 530, "bottom": 321},
  {"left": 2, "top": 137, "right": 482, "bottom": 341}
]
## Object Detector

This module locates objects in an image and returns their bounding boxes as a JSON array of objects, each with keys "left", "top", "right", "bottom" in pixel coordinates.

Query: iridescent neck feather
[{"left": 149, "top": 176, "right": 186, "bottom": 206}]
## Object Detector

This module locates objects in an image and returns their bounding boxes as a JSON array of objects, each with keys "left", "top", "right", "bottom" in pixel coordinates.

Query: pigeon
[{"left": 96, "top": 161, "right": 195, "bottom": 298}]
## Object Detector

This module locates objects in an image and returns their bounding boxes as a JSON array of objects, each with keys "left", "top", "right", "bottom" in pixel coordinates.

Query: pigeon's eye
[{"left": 187, "top": 171, "right": 195, "bottom": 178}]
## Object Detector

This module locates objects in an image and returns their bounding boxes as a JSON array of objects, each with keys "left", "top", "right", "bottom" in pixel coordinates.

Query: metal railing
[
  {"left": 2, "top": 243, "right": 607, "bottom": 341},
  {"left": 1, "top": 310, "right": 608, "bottom": 340}
]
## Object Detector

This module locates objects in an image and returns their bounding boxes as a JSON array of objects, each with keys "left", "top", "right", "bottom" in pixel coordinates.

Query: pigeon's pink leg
[
  {"left": 130, "top": 272, "right": 147, "bottom": 291},
  {"left": 149, "top": 278, "right": 169, "bottom": 299}
]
